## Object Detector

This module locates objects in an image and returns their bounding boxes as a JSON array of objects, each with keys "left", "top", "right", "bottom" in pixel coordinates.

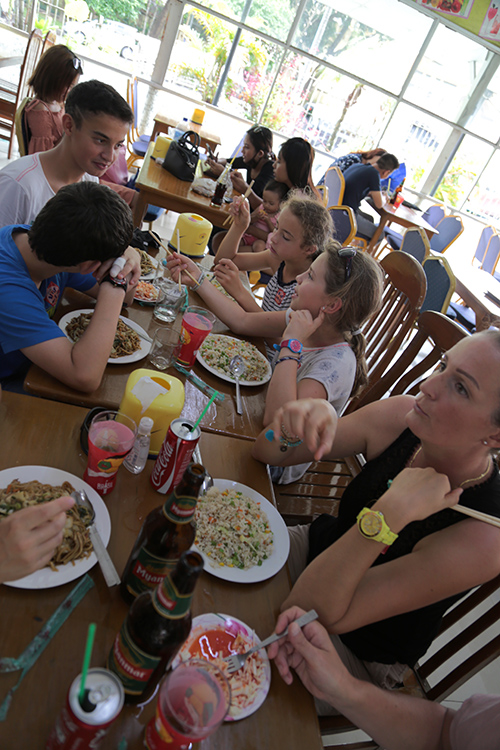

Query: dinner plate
[
  {"left": 1, "top": 466, "right": 111, "bottom": 590},
  {"left": 133, "top": 280, "right": 161, "bottom": 306},
  {"left": 140, "top": 255, "right": 158, "bottom": 280},
  {"left": 196, "top": 334, "right": 272, "bottom": 387},
  {"left": 58, "top": 309, "right": 151, "bottom": 364},
  {"left": 171, "top": 613, "right": 271, "bottom": 721},
  {"left": 193, "top": 479, "right": 289, "bottom": 583}
]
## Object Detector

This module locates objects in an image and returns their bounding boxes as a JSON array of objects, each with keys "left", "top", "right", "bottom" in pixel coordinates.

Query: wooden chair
[
  {"left": 324, "top": 166, "right": 345, "bottom": 206},
  {"left": 328, "top": 206, "right": 357, "bottom": 246},
  {"left": 0, "top": 29, "right": 45, "bottom": 158}
]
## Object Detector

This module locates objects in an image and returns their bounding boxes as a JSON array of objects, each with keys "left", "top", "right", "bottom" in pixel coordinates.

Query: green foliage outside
[
  {"left": 435, "top": 162, "right": 476, "bottom": 208},
  {"left": 87, "top": 0, "right": 143, "bottom": 25}
]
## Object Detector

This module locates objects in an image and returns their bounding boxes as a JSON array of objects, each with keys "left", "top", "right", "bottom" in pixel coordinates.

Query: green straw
[
  {"left": 191, "top": 391, "right": 218, "bottom": 431},
  {"left": 79, "top": 623, "right": 96, "bottom": 706}
]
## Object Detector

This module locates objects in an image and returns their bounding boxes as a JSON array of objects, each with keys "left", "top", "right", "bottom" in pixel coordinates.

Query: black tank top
[{"left": 308, "top": 428, "right": 500, "bottom": 666}]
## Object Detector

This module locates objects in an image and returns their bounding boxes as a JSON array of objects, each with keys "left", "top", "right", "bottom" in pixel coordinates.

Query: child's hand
[
  {"left": 213, "top": 259, "right": 245, "bottom": 298},
  {"left": 229, "top": 196, "right": 251, "bottom": 231},
  {"left": 165, "top": 252, "right": 200, "bottom": 288},
  {"left": 283, "top": 309, "right": 324, "bottom": 342}
]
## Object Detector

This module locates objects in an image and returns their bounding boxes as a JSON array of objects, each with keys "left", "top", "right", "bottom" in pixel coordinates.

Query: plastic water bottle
[
  {"left": 173, "top": 117, "right": 189, "bottom": 140},
  {"left": 124, "top": 416, "right": 154, "bottom": 474}
]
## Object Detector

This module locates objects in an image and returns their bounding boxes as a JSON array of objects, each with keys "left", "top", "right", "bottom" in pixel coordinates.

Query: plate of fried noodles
[
  {"left": 0, "top": 466, "right": 111, "bottom": 589},
  {"left": 58, "top": 309, "right": 151, "bottom": 364}
]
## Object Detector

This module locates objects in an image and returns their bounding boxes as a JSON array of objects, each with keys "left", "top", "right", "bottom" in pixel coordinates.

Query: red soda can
[
  {"left": 150, "top": 418, "right": 201, "bottom": 495},
  {"left": 46, "top": 668, "right": 124, "bottom": 750}
]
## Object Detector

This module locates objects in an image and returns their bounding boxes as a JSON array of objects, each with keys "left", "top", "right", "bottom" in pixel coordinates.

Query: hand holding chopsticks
[
  {"left": 223, "top": 180, "right": 255, "bottom": 227},
  {"left": 148, "top": 231, "right": 199, "bottom": 287}
]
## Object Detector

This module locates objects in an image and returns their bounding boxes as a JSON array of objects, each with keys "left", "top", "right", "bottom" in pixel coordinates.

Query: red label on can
[
  {"left": 151, "top": 423, "right": 199, "bottom": 495},
  {"left": 46, "top": 695, "right": 112, "bottom": 750}
]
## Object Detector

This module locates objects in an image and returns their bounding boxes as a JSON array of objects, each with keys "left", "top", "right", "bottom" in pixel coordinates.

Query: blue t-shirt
[
  {"left": 342, "top": 163, "right": 380, "bottom": 213},
  {"left": 0, "top": 225, "right": 96, "bottom": 381}
]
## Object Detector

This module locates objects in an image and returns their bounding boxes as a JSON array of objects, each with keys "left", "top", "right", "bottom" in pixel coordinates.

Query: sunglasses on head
[
  {"left": 338, "top": 247, "right": 357, "bottom": 283},
  {"left": 72, "top": 55, "right": 83, "bottom": 72}
]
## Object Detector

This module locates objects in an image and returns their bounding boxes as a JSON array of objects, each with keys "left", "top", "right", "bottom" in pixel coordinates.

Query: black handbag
[{"left": 162, "top": 130, "right": 201, "bottom": 181}]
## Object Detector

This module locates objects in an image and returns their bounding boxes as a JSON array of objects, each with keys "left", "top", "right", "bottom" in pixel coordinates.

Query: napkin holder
[
  {"left": 118, "top": 369, "right": 185, "bottom": 455},
  {"left": 171, "top": 213, "right": 212, "bottom": 258}
]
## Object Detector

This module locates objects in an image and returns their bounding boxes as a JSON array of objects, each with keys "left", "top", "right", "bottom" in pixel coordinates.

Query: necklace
[{"left": 408, "top": 445, "right": 493, "bottom": 489}]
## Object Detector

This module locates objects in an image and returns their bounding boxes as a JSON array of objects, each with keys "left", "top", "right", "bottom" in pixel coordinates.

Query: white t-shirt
[
  {"left": 0, "top": 153, "right": 98, "bottom": 228},
  {"left": 449, "top": 694, "right": 500, "bottom": 750}
]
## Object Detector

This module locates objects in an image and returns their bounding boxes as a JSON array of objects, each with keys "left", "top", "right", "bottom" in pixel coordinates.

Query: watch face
[
  {"left": 289, "top": 340, "right": 301, "bottom": 353},
  {"left": 360, "top": 512, "right": 382, "bottom": 537}
]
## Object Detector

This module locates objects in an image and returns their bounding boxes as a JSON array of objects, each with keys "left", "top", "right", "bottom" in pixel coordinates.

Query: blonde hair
[
  {"left": 281, "top": 191, "right": 333, "bottom": 254},
  {"left": 323, "top": 241, "right": 383, "bottom": 397}
]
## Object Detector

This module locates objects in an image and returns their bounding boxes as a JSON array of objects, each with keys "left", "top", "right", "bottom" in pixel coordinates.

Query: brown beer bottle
[
  {"left": 120, "top": 462, "right": 205, "bottom": 603},
  {"left": 108, "top": 550, "right": 204, "bottom": 704}
]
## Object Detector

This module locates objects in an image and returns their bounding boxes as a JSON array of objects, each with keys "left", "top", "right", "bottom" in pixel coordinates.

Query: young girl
[
  {"left": 167, "top": 244, "right": 383, "bottom": 483},
  {"left": 240, "top": 179, "right": 288, "bottom": 253}
]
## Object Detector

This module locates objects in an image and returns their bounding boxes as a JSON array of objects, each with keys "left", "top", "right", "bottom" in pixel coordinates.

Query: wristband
[
  {"left": 99, "top": 272, "right": 128, "bottom": 291},
  {"left": 275, "top": 355, "right": 301, "bottom": 367},
  {"left": 191, "top": 270, "right": 206, "bottom": 291},
  {"left": 274, "top": 339, "right": 303, "bottom": 354}
]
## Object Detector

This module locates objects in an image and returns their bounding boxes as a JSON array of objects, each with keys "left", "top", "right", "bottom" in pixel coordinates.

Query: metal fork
[{"left": 224, "top": 609, "right": 318, "bottom": 673}]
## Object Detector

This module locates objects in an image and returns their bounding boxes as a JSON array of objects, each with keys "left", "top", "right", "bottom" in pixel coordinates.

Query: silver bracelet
[{"left": 191, "top": 270, "right": 206, "bottom": 291}]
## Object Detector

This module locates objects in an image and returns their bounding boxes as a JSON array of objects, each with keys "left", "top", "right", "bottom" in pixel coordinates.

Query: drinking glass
[
  {"left": 176, "top": 306, "right": 216, "bottom": 368},
  {"left": 154, "top": 278, "right": 184, "bottom": 323},
  {"left": 83, "top": 411, "right": 137, "bottom": 495},
  {"left": 144, "top": 659, "right": 231, "bottom": 750},
  {"left": 148, "top": 325, "right": 182, "bottom": 370}
]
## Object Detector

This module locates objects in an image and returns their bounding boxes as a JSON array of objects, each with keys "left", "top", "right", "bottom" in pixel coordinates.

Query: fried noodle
[{"left": 65, "top": 313, "right": 141, "bottom": 358}]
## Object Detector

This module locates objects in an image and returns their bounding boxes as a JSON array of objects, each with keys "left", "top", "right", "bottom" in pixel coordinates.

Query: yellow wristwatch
[{"left": 356, "top": 508, "right": 398, "bottom": 546}]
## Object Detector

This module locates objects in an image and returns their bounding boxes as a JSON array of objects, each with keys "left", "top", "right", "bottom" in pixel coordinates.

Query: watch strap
[
  {"left": 356, "top": 508, "right": 398, "bottom": 546},
  {"left": 100, "top": 272, "right": 128, "bottom": 291}
]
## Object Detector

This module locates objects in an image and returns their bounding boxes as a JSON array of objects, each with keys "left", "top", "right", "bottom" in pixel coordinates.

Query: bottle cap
[
  {"left": 138, "top": 416, "right": 154, "bottom": 434},
  {"left": 191, "top": 108, "right": 205, "bottom": 125}
]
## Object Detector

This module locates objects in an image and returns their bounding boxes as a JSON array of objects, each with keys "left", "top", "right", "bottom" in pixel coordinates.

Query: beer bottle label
[
  {"left": 107, "top": 621, "right": 161, "bottom": 695},
  {"left": 152, "top": 574, "right": 192, "bottom": 619},
  {"left": 124, "top": 547, "right": 177, "bottom": 598},
  {"left": 162, "top": 493, "right": 197, "bottom": 524}
]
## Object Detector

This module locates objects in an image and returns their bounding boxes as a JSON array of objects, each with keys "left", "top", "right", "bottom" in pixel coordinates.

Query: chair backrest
[
  {"left": 481, "top": 233, "right": 500, "bottom": 275},
  {"left": 352, "top": 310, "right": 467, "bottom": 410},
  {"left": 474, "top": 225, "right": 496, "bottom": 266},
  {"left": 324, "top": 166, "right": 345, "bottom": 206},
  {"left": 421, "top": 203, "right": 445, "bottom": 228},
  {"left": 14, "top": 96, "right": 31, "bottom": 157},
  {"left": 18, "top": 29, "right": 45, "bottom": 105},
  {"left": 345, "top": 251, "right": 426, "bottom": 413},
  {"left": 414, "top": 570, "right": 500, "bottom": 702},
  {"left": 316, "top": 184, "right": 329, "bottom": 207},
  {"left": 429, "top": 215, "right": 464, "bottom": 254},
  {"left": 399, "top": 226, "right": 430, "bottom": 264},
  {"left": 421, "top": 255, "right": 455, "bottom": 313},
  {"left": 328, "top": 205, "right": 357, "bottom": 246},
  {"left": 41, "top": 30, "right": 56, "bottom": 56}
]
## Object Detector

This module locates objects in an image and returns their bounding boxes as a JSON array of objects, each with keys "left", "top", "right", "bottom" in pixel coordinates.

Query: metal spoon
[
  {"left": 229, "top": 355, "right": 247, "bottom": 415},
  {"left": 71, "top": 490, "right": 121, "bottom": 587}
]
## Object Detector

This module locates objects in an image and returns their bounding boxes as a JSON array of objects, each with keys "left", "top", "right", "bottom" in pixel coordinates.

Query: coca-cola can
[
  {"left": 46, "top": 668, "right": 124, "bottom": 750},
  {"left": 150, "top": 418, "right": 201, "bottom": 494}
]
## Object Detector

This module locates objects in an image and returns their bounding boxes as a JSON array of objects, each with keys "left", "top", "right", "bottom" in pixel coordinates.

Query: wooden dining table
[
  {"left": 0, "top": 391, "right": 322, "bottom": 750},
  {"left": 133, "top": 143, "right": 231, "bottom": 228},
  {"left": 365, "top": 200, "right": 439, "bottom": 254},
  {"left": 24, "top": 287, "right": 269, "bottom": 441},
  {"left": 444, "top": 255, "right": 500, "bottom": 331},
  {"left": 151, "top": 113, "right": 221, "bottom": 154}
]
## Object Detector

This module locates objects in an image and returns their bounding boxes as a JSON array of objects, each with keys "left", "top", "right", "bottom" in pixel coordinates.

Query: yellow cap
[{"left": 191, "top": 108, "right": 205, "bottom": 125}]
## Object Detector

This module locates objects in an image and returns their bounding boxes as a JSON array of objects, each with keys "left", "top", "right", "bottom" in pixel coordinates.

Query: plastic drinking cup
[
  {"left": 83, "top": 411, "right": 137, "bottom": 495},
  {"left": 154, "top": 278, "right": 184, "bottom": 323},
  {"left": 176, "top": 306, "right": 216, "bottom": 368},
  {"left": 148, "top": 326, "right": 182, "bottom": 370}
]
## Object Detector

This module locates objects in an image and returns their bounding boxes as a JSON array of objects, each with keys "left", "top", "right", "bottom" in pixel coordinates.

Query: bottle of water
[
  {"left": 173, "top": 117, "right": 189, "bottom": 140},
  {"left": 124, "top": 416, "right": 154, "bottom": 474}
]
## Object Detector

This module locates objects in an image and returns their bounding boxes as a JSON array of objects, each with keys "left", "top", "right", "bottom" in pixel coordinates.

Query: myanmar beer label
[
  {"left": 107, "top": 621, "right": 161, "bottom": 694},
  {"left": 124, "top": 546, "right": 177, "bottom": 598},
  {"left": 152, "top": 574, "right": 192, "bottom": 619},
  {"left": 162, "top": 493, "right": 197, "bottom": 524}
]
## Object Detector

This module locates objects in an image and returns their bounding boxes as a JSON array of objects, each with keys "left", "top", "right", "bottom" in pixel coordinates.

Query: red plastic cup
[
  {"left": 176, "top": 306, "right": 216, "bottom": 368},
  {"left": 83, "top": 411, "right": 137, "bottom": 495},
  {"left": 393, "top": 192, "right": 404, "bottom": 209}
]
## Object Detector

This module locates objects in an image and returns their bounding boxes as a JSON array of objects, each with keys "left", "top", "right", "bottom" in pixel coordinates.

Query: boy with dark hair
[
  {"left": 0, "top": 182, "right": 140, "bottom": 392},
  {"left": 0, "top": 80, "right": 135, "bottom": 229},
  {"left": 343, "top": 153, "right": 400, "bottom": 241}
]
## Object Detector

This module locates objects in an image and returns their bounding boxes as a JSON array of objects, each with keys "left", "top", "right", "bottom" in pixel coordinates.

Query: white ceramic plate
[
  {"left": 194, "top": 479, "right": 289, "bottom": 583},
  {"left": 196, "top": 334, "right": 272, "bottom": 387},
  {"left": 172, "top": 613, "right": 271, "bottom": 721},
  {"left": 1, "top": 466, "right": 111, "bottom": 590},
  {"left": 140, "top": 255, "right": 159, "bottom": 280},
  {"left": 133, "top": 281, "right": 161, "bottom": 306},
  {"left": 58, "top": 309, "right": 151, "bottom": 364}
]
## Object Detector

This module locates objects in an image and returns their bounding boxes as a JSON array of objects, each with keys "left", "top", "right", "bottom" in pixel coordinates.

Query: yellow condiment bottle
[{"left": 118, "top": 369, "right": 185, "bottom": 455}]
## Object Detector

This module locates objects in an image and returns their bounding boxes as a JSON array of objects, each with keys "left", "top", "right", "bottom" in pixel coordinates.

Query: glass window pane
[
  {"left": 465, "top": 62, "right": 500, "bottom": 142},
  {"left": 245, "top": 0, "right": 301, "bottom": 42},
  {"left": 293, "top": 0, "right": 432, "bottom": 94},
  {"left": 465, "top": 151, "right": 500, "bottom": 222},
  {"left": 260, "top": 51, "right": 395, "bottom": 150},
  {"left": 404, "top": 24, "right": 490, "bottom": 122},
  {"left": 434, "top": 134, "right": 492, "bottom": 210},
  {"left": 381, "top": 103, "right": 453, "bottom": 192}
]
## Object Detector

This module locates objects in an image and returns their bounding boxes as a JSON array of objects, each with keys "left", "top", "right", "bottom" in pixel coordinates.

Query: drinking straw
[
  {"left": 176, "top": 229, "right": 182, "bottom": 292},
  {"left": 148, "top": 231, "right": 199, "bottom": 286},
  {"left": 223, "top": 180, "right": 256, "bottom": 227},
  {"left": 191, "top": 391, "right": 218, "bottom": 431},
  {"left": 78, "top": 623, "right": 96, "bottom": 706}
]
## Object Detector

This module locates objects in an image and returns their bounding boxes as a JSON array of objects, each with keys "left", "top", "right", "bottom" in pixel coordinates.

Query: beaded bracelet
[
  {"left": 191, "top": 270, "right": 206, "bottom": 291},
  {"left": 275, "top": 355, "right": 302, "bottom": 367}
]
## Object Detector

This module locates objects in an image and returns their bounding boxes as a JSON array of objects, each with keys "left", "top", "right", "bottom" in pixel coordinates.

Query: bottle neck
[
  {"left": 152, "top": 552, "right": 203, "bottom": 618},
  {"left": 162, "top": 464, "right": 205, "bottom": 524}
]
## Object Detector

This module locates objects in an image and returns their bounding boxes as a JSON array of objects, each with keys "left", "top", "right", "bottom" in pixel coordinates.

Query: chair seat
[
  {"left": 143, "top": 205, "right": 165, "bottom": 222},
  {"left": 384, "top": 226, "right": 403, "bottom": 250},
  {"left": 132, "top": 139, "right": 149, "bottom": 157},
  {"left": 447, "top": 301, "right": 476, "bottom": 330}
]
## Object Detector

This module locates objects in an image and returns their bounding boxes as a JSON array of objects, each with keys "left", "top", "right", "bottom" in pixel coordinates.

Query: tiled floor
[{"left": 1, "top": 139, "right": 499, "bottom": 747}]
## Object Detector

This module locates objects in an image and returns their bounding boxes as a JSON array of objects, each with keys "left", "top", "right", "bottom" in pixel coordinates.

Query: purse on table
[{"left": 162, "top": 130, "right": 201, "bottom": 181}]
